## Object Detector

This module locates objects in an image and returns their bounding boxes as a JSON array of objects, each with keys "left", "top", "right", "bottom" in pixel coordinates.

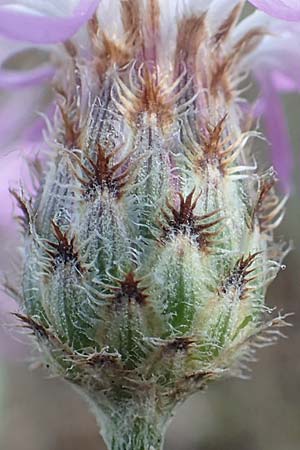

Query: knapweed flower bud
[{"left": 10, "top": 2, "right": 290, "bottom": 450}]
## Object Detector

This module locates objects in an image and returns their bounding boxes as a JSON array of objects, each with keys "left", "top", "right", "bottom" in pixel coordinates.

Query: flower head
[{"left": 1, "top": 1, "right": 294, "bottom": 449}]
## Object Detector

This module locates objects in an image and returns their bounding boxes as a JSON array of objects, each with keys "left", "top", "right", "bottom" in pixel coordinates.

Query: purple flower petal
[
  {"left": 270, "top": 70, "right": 299, "bottom": 92},
  {"left": 248, "top": 0, "right": 300, "bottom": 21},
  {"left": 0, "top": 64, "right": 54, "bottom": 89},
  {"left": 258, "top": 75, "right": 294, "bottom": 192},
  {"left": 241, "top": 12, "right": 300, "bottom": 190},
  {"left": 0, "top": 0, "right": 100, "bottom": 44},
  {"left": 0, "top": 85, "right": 51, "bottom": 150},
  {"left": 0, "top": 37, "right": 55, "bottom": 88}
]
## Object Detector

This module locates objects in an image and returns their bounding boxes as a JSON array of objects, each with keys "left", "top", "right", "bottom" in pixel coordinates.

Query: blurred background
[{"left": 1, "top": 4, "right": 300, "bottom": 448}]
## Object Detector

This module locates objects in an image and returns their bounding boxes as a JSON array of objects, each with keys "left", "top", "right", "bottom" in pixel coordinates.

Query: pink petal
[
  {"left": 0, "top": 0, "right": 100, "bottom": 44},
  {"left": 248, "top": 0, "right": 300, "bottom": 21},
  {"left": 0, "top": 64, "right": 54, "bottom": 88},
  {"left": 270, "top": 70, "right": 299, "bottom": 92},
  {"left": 259, "top": 75, "right": 294, "bottom": 192},
  {"left": 0, "top": 37, "right": 55, "bottom": 88},
  {"left": 0, "top": 86, "right": 48, "bottom": 149}
]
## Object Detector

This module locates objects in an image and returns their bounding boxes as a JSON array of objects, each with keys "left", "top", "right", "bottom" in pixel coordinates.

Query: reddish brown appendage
[
  {"left": 45, "top": 221, "right": 84, "bottom": 273},
  {"left": 9, "top": 189, "right": 32, "bottom": 232},
  {"left": 221, "top": 253, "right": 259, "bottom": 300},
  {"left": 213, "top": 4, "right": 242, "bottom": 45},
  {"left": 119, "top": 66, "right": 175, "bottom": 130},
  {"left": 88, "top": 1, "right": 142, "bottom": 80},
  {"left": 55, "top": 86, "right": 81, "bottom": 149},
  {"left": 175, "top": 15, "right": 206, "bottom": 77},
  {"left": 110, "top": 271, "right": 149, "bottom": 306},
  {"left": 74, "top": 143, "right": 133, "bottom": 199},
  {"left": 13, "top": 313, "right": 50, "bottom": 341},
  {"left": 165, "top": 336, "right": 195, "bottom": 352},
  {"left": 199, "top": 115, "right": 228, "bottom": 173},
  {"left": 160, "top": 189, "right": 222, "bottom": 252},
  {"left": 253, "top": 177, "right": 285, "bottom": 233}
]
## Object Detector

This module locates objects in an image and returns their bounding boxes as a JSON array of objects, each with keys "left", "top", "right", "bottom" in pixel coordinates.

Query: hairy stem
[
  {"left": 105, "top": 418, "right": 164, "bottom": 450},
  {"left": 87, "top": 392, "right": 169, "bottom": 450}
]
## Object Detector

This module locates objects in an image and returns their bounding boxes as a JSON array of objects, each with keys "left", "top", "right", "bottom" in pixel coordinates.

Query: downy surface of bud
[{"left": 9, "top": 2, "right": 290, "bottom": 450}]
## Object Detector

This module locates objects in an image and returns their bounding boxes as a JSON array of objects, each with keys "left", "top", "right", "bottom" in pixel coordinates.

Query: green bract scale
[{"left": 10, "top": 2, "right": 289, "bottom": 450}]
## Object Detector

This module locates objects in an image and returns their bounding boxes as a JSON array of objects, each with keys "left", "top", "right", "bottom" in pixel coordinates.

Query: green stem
[
  {"left": 107, "top": 417, "right": 164, "bottom": 450},
  {"left": 87, "top": 394, "right": 168, "bottom": 450}
]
